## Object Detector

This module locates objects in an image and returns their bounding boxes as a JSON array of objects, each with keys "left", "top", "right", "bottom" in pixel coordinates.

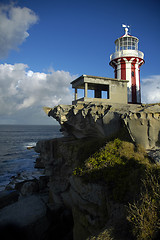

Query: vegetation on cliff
[
  {"left": 73, "top": 139, "right": 160, "bottom": 240},
  {"left": 73, "top": 139, "right": 150, "bottom": 201},
  {"left": 127, "top": 169, "right": 160, "bottom": 240}
]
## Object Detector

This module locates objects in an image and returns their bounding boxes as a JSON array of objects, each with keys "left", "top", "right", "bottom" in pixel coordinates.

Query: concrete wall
[
  {"left": 72, "top": 75, "right": 128, "bottom": 104},
  {"left": 109, "top": 79, "right": 128, "bottom": 104}
]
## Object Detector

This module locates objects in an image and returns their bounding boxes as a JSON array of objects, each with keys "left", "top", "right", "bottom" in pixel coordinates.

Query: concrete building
[{"left": 71, "top": 75, "right": 128, "bottom": 104}]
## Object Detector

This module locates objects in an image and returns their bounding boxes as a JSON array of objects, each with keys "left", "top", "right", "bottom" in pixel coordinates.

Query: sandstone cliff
[
  {"left": 47, "top": 103, "right": 160, "bottom": 149},
  {"left": 35, "top": 103, "right": 160, "bottom": 239},
  {"left": 35, "top": 136, "right": 160, "bottom": 240},
  {"left": 2, "top": 103, "right": 159, "bottom": 239}
]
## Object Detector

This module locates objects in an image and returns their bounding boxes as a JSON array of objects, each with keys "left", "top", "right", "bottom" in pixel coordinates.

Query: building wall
[
  {"left": 110, "top": 80, "right": 128, "bottom": 104},
  {"left": 72, "top": 76, "right": 128, "bottom": 105}
]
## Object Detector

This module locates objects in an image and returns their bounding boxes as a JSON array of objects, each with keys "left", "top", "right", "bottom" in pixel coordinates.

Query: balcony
[{"left": 110, "top": 50, "right": 144, "bottom": 61}]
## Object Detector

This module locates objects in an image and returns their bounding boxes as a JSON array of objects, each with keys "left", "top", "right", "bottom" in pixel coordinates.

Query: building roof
[
  {"left": 71, "top": 74, "right": 127, "bottom": 85},
  {"left": 71, "top": 75, "right": 129, "bottom": 89}
]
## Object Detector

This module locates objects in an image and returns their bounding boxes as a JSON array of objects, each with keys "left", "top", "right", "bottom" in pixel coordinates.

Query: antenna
[{"left": 122, "top": 24, "right": 130, "bottom": 35}]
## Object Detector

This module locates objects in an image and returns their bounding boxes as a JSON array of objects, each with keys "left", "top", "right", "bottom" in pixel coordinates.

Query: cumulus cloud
[
  {"left": 141, "top": 75, "right": 160, "bottom": 103},
  {"left": 0, "top": 3, "right": 38, "bottom": 58},
  {"left": 0, "top": 63, "right": 75, "bottom": 124}
]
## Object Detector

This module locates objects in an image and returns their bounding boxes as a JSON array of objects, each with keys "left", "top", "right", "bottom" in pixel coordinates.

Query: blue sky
[{"left": 0, "top": 0, "right": 160, "bottom": 124}]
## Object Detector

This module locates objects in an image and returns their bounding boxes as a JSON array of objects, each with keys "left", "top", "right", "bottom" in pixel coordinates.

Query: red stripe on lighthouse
[{"left": 131, "top": 62, "right": 137, "bottom": 103}]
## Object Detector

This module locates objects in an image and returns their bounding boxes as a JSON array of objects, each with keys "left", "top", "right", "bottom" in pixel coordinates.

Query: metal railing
[{"left": 110, "top": 50, "right": 144, "bottom": 61}]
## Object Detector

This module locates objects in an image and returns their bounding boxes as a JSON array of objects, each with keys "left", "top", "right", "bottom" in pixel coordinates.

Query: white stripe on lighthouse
[
  {"left": 116, "top": 59, "right": 121, "bottom": 79},
  {"left": 123, "top": 58, "right": 132, "bottom": 103}
]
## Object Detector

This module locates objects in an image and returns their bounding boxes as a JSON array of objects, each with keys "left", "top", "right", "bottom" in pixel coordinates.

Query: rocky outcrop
[
  {"left": 35, "top": 137, "right": 149, "bottom": 240},
  {"left": 36, "top": 103, "right": 160, "bottom": 239},
  {"left": 2, "top": 103, "right": 159, "bottom": 240},
  {"left": 35, "top": 138, "right": 107, "bottom": 239},
  {"left": 47, "top": 103, "right": 160, "bottom": 149},
  {"left": 0, "top": 169, "right": 73, "bottom": 240}
]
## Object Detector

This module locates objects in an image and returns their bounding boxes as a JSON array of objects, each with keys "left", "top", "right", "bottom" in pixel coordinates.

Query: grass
[
  {"left": 127, "top": 169, "right": 160, "bottom": 240},
  {"left": 73, "top": 138, "right": 160, "bottom": 239},
  {"left": 73, "top": 139, "right": 150, "bottom": 202},
  {"left": 87, "top": 228, "right": 114, "bottom": 240}
]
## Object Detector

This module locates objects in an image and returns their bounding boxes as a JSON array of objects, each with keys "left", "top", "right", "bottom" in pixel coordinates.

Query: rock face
[
  {"left": 35, "top": 138, "right": 102, "bottom": 239},
  {"left": 36, "top": 102, "right": 160, "bottom": 239},
  {"left": 0, "top": 171, "right": 73, "bottom": 240},
  {"left": 4, "top": 102, "right": 158, "bottom": 239},
  {"left": 0, "top": 190, "right": 19, "bottom": 209},
  {"left": 35, "top": 138, "right": 138, "bottom": 240},
  {"left": 48, "top": 103, "right": 160, "bottom": 149}
]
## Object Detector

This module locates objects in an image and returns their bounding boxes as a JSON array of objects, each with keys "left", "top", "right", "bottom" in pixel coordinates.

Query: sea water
[{"left": 0, "top": 125, "right": 62, "bottom": 191}]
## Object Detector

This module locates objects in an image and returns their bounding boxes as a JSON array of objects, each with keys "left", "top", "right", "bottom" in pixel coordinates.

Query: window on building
[
  {"left": 88, "top": 89, "right": 94, "bottom": 98},
  {"left": 102, "top": 90, "right": 109, "bottom": 99},
  {"left": 132, "top": 71, "right": 134, "bottom": 77}
]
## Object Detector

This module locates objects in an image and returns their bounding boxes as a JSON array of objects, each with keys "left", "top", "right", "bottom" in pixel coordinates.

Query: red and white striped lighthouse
[{"left": 109, "top": 25, "right": 145, "bottom": 104}]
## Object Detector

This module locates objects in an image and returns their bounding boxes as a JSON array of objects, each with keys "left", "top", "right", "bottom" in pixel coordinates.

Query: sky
[{"left": 0, "top": 0, "right": 160, "bottom": 125}]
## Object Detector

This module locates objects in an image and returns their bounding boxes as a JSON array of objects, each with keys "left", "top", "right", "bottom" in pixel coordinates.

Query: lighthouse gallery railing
[{"left": 110, "top": 50, "right": 144, "bottom": 61}]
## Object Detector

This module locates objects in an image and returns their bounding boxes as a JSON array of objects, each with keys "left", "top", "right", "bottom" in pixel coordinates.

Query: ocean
[{"left": 0, "top": 125, "right": 62, "bottom": 191}]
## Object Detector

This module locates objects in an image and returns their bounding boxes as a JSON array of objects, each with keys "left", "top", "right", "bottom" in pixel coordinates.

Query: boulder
[
  {"left": 0, "top": 190, "right": 19, "bottom": 209},
  {"left": 0, "top": 195, "right": 49, "bottom": 239},
  {"left": 20, "top": 180, "right": 39, "bottom": 196}
]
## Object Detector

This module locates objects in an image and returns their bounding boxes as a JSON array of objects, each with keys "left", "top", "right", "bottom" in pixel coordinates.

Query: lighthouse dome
[
  {"left": 110, "top": 30, "right": 144, "bottom": 61},
  {"left": 115, "top": 35, "right": 139, "bottom": 51}
]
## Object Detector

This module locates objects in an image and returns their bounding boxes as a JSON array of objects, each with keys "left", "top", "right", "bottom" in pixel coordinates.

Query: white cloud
[
  {"left": 0, "top": 63, "right": 76, "bottom": 124},
  {"left": 141, "top": 75, "right": 160, "bottom": 103},
  {"left": 1, "top": 63, "right": 159, "bottom": 124},
  {"left": 0, "top": 3, "right": 38, "bottom": 58}
]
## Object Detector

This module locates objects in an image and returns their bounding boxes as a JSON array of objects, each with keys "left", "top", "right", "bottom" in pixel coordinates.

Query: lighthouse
[{"left": 109, "top": 25, "right": 145, "bottom": 104}]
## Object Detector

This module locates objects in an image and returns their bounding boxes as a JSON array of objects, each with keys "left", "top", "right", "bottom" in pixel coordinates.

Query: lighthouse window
[
  {"left": 131, "top": 40, "right": 136, "bottom": 50},
  {"left": 128, "top": 38, "right": 131, "bottom": 44},
  {"left": 123, "top": 39, "right": 127, "bottom": 49},
  {"left": 132, "top": 71, "right": 134, "bottom": 77},
  {"left": 115, "top": 36, "right": 138, "bottom": 51}
]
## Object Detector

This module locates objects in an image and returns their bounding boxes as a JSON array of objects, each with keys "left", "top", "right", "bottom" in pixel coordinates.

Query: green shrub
[
  {"left": 73, "top": 138, "right": 160, "bottom": 239},
  {"left": 87, "top": 228, "right": 114, "bottom": 240},
  {"left": 73, "top": 139, "right": 150, "bottom": 202}
]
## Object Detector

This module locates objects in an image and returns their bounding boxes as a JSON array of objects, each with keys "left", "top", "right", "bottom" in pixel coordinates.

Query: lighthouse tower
[{"left": 109, "top": 25, "right": 145, "bottom": 104}]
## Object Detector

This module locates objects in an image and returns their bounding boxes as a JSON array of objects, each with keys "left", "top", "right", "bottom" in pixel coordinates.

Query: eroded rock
[
  {"left": 33, "top": 102, "right": 160, "bottom": 239},
  {"left": 48, "top": 103, "right": 160, "bottom": 149},
  {"left": 35, "top": 138, "right": 134, "bottom": 240}
]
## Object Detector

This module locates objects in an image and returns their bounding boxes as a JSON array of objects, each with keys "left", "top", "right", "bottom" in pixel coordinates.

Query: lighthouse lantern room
[{"left": 109, "top": 25, "right": 145, "bottom": 104}]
